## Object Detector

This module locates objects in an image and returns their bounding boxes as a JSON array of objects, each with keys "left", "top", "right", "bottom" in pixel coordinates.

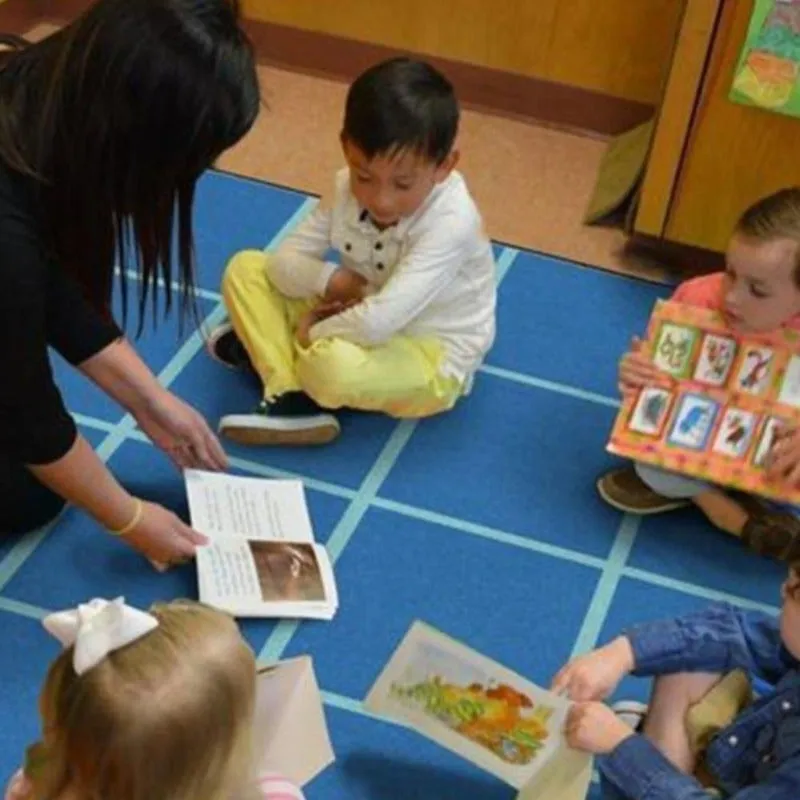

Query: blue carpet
[{"left": 0, "top": 170, "right": 787, "bottom": 798}]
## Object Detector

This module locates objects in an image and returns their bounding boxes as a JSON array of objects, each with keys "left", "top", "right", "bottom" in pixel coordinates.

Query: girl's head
[
  {"left": 725, "top": 188, "right": 800, "bottom": 332},
  {"left": 0, "top": 0, "right": 259, "bottom": 326},
  {"left": 34, "top": 598, "right": 257, "bottom": 800}
]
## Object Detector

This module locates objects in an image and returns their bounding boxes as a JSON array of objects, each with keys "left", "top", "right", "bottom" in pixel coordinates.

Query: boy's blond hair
[
  {"left": 31, "top": 600, "right": 259, "bottom": 800},
  {"left": 737, "top": 188, "right": 800, "bottom": 284}
]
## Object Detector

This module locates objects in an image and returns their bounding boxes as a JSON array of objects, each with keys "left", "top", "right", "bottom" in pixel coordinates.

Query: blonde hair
[
  {"left": 736, "top": 188, "right": 800, "bottom": 285},
  {"left": 31, "top": 600, "right": 259, "bottom": 800}
]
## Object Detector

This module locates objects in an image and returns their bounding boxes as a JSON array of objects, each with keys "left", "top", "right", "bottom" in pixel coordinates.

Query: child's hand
[
  {"left": 314, "top": 299, "right": 360, "bottom": 320},
  {"left": 4, "top": 769, "right": 33, "bottom": 800},
  {"left": 325, "top": 267, "right": 366, "bottom": 305},
  {"left": 295, "top": 300, "right": 361, "bottom": 347},
  {"left": 766, "top": 425, "right": 800, "bottom": 485},
  {"left": 566, "top": 702, "right": 635, "bottom": 755},
  {"left": 551, "top": 637, "right": 635, "bottom": 702},
  {"left": 618, "top": 336, "right": 671, "bottom": 397},
  {"left": 295, "top": 310, "right": 317, "bottom": 348}
]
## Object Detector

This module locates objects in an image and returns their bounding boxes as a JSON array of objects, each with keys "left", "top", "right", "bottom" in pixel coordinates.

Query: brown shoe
[
  {"left": 739, "top": 498, "right": 800, "bottom": 562},
  {"left": 597, "top": 466, "right": 691, "bottom": 515}
]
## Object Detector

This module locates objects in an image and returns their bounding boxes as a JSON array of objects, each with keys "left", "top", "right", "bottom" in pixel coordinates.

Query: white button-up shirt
[{"left": 268, "top": 168, "right": 497, "bottom": 382}]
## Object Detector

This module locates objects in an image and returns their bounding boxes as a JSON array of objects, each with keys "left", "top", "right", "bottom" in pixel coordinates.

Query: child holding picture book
[
  {"left": 598, "top": 188, "right": 800, "bottom": 562},
  {"left": 554, "top": 561, "right": 800, "bottom": 799},
  {"left": 4, "top": 598, "right": 304, "bottom": 800}
]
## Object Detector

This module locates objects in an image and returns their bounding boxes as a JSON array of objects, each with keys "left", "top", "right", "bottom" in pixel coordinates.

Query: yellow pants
[{"left": 221, "top": 250, "right": 464, "bottom": 418}]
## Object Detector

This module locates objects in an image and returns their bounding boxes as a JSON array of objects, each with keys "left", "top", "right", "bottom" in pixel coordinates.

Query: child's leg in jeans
[
  {"left": 297, "top": 335, "right": 462, "bottom": 418},
  {"left": 221, "top": 250, "right": 313, "bottom": 399}
]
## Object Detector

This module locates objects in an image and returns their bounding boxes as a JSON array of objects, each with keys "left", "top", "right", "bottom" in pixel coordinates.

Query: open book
[
  {"left": 253, "top": 657, "right": 335, "bottom": 787},
  {"left": 364, "top": 622, "right": 593, "bottom": 800},
  {"left": 607, "top": 299, "right": 800, "bottom": 503},
  {"left": 185, "top": 470, "right": 338, "bottom": 619}
]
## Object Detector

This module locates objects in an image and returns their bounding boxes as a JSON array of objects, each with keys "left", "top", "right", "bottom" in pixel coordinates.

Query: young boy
[
  {"left": 554, "top": 563, "right": 800, "bottom": 799},
  {"left": 208, "top": 58, "right": 496, "bottom": 445},
  {"left": 597, "top": 188, "right": 800, "bottom": 562}
]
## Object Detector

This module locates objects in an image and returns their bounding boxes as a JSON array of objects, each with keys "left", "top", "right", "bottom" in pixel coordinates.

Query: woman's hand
[
  {"left": 618, "top": 336, "right": 672, "bottom": 397},
  {"left": 566, "top": 702, "right": 635, "bottom": 755},
  {"left": 81, "top": 339, "right": 227, "bottom": 470},
  {"left": 121, "top": 500, "right": 207, "bottom": 570},
  {"left": 551, "top": 637, "right": 635, "bottom": 702},
  {"left": 134, "top": 389, "right": 227, "bottom": 471}
]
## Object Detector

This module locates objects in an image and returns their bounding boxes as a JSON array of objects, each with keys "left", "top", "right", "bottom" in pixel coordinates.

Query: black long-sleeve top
[{"left": 0, "top": 162, "right": 121, "bottom": 465}]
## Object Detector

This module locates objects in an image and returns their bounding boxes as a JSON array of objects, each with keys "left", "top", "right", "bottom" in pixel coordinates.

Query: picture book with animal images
[
  {"left": 184, "top": 470, "right": 338, "bottom": 620},
  {"left": 364, "top": 622, "right": 593, "bottom": 800},
  {"left": 607, "top": 299, "right": 800, "bottom": 503}
]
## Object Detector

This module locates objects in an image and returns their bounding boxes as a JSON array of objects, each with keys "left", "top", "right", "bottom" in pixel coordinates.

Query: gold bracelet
[{"left": 109, "top": 498, "right": 143, "bottom": 537}]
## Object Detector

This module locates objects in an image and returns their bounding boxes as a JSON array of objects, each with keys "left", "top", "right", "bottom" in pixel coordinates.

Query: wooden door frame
[{"left": 634, "top": 0, "right": 725, "bottom": 238}]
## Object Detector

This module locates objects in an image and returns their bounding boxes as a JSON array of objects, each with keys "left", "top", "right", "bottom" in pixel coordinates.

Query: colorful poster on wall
[{"left": 730, "top": 0, "right": 800, "bottom": 117}]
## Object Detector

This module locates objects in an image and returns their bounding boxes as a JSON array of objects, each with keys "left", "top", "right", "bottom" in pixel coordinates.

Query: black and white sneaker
[
  {"left": 611, "top": 700, "right": 648, "bottom": 731},
  {"left": 219, "top": 392, "right": 340, "bottom": 446},
  {"left": 207, "top": 322, "right": 255, "bottom": 373}
]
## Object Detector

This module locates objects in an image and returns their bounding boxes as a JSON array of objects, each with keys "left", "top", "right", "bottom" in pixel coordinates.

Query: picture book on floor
[
  {"left": 184, "top": 470, "right": 338, "bottom": 620},
  {"left": 608, "top": 299, "right": 800, "bottom": 503},
  {"left": 364, "top": 622, "right": 593, "bottom": 800},
  {"left": 254, "top": 657, "right": 335, "bottom": 786}
]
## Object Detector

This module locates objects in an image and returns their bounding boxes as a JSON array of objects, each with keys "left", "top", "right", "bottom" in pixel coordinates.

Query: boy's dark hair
[{"left": 343, "top": 57, "right": 459, "bottom": 165}]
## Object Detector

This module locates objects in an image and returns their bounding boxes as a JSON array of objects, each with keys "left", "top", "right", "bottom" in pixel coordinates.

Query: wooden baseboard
[
  {"left": 0, "top": 0, "right": 654, "bottom": 137},
  {"left": 625, "top": 233, "right": 725, "bottom": 277}
]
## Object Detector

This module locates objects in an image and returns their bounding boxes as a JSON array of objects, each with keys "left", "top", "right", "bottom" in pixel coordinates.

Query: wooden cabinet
[
  {"left": 242, "top": 0, "right": 684, "bottom": 106},
  {"left": 634, "top": 0, "right": 800, "bottom": 253}
]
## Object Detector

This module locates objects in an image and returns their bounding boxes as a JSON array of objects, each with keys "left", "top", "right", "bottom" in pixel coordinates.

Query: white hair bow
[{"left": 43, "top": 597, "right": 159, "bottom": 675}]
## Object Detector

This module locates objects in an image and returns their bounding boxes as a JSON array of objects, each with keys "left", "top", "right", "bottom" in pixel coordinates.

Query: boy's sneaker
[
  {"left": 611, "top": 700, "right": 648, "bottom": 732},
  {"left": 219, "top": 392, "right": 340, "bottom": 446},
  {"left": 207, "top": 322, "right": 255, "bottom": 374},
  {"left": 597, "top": 466, "right": 690, "bottom": 515}
]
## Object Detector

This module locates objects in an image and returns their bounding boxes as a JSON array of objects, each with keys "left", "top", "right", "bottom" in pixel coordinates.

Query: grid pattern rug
[{"left": 0, "top": 170, "right": 786, "bottom": 799}]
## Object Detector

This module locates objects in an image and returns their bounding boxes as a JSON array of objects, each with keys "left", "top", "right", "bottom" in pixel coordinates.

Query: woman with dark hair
[{"left": 0, "top": 0, "right": 260, "bottom": 565}]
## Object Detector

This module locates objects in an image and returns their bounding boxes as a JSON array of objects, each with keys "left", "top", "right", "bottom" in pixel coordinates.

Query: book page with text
[{"left": 185, "top": 470, "right": 314, "bottom": 542}]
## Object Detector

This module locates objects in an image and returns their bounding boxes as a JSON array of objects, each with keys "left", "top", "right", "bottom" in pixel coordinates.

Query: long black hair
[{"left": 0, "top": 0, "right": 259, "bottom": 329}]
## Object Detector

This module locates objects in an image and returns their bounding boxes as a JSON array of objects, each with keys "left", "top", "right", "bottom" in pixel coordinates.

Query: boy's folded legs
[
  {"left": 295, "top": 335, "right": 462, "bottom": 420},
  {"left": 216, "top": 336, "right": 461, "bottom": 446},
  {"left": 213, "top": 250, "right": 340, "bottom": 446},
  {"left": 598, "top": 462, "right": 800, "bottom": 561},
  {"left": 218, "top": 392, "right": 341, "bottom": 447},
  {"left": 211, "top": 251, "right": 464, "bottom": 446}
]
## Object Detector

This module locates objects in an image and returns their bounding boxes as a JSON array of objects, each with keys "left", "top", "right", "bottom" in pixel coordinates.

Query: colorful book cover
[
  {"left": 364, "top": 622, "right": 593, "bottom": 800},
  {"left": 607, "top": 300, "right": 800, "bottom": 504},
  {"left": 731, "top": 0, "right": 800, "bottom": 117}
]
